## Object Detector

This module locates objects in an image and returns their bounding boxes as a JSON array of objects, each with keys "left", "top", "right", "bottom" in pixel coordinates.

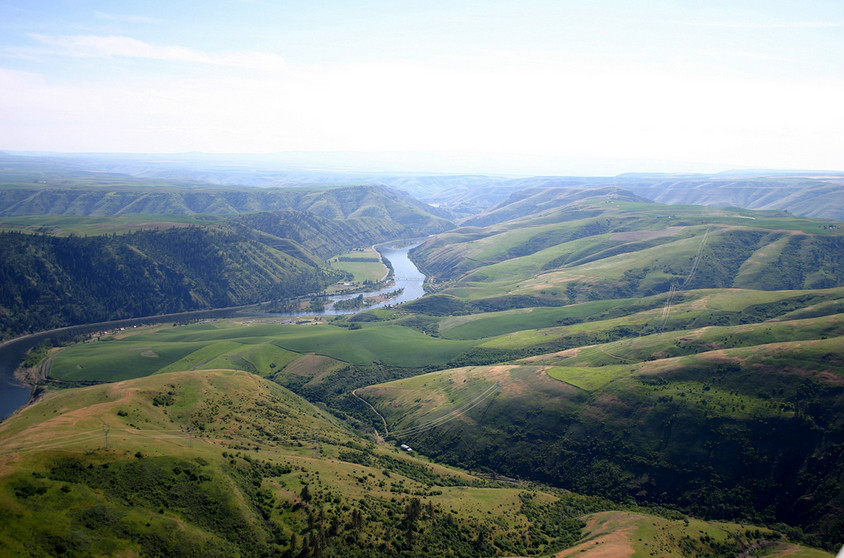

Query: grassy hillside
[
  {"left": 233, "top": 206, "right": 449, "bottom": 260},
  {"left": 343, "top": 197, "right": 844, "bottom": 551},
  {"left": 1, "top": 369, "right": 831, "bottom": 558},
  {"left": 414, "top": 199, "right": 842, "bottom": 304},
  {"left": 40, "top": 283, "right": 844, "bottom": 550},
  {"left": 556, "top": 511, "right": 833, "bottom": 558},
  {"left": 5, "top": 154, "right": 838, "bottom": 220},
  {"left": 0, "top": 213, "right": 226, "bottom": 236},
  {"left": 0, "top": 177, "right": 451, "bottom": 224},
  {"left": 0, "top": 369, "right": 602, "bottom": 557},
  {"left": 423, "top": 171, "right": 844, "bottom": 222},
  {"left": 359, "top": 331, "right": 843, "bottom": 549}
]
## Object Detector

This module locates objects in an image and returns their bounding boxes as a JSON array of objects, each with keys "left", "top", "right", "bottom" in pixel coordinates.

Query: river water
[
  {"left": 0, "top": 241, "right": 426, "bottom": 421},
  {"left": 281, "top": 240, "right": 426, "bottom": 316}
]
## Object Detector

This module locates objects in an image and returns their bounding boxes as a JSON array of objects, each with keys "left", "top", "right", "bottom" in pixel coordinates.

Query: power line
[
  {"left": 387, "top": 382, "right": 500, "bottom": 439},
  {"left": 658, "top": 227, "right": 710, "bottom": 333}
]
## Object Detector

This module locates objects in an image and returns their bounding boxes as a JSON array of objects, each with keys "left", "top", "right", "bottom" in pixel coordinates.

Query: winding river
[
  {"left": 0, "top": 241, "right": 426, "bottom": 421},
  {"left": 288, "top": 240, "right": 426, "bottom": 315}
]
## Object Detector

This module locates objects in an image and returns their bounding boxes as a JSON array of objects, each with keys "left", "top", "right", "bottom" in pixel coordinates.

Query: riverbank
[{"left": 0, "top": 239, "right": 428, "bottom": 421}]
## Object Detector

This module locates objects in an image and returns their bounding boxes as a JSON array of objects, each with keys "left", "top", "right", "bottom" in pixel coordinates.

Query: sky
[{"left": 0, "top": 0, "right": 842, "bottom": 175}]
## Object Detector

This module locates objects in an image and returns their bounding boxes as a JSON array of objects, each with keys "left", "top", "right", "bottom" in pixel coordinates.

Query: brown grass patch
[
  {"left": 283, "top": 354, "right": 343, "bottom": 379},
  {"left": 555, "top": 511, "right": 643, "bottom": 558},
  {"left": 521, "top": 347, "right": 585, "bottom": 363},
  {"left": 689, "top": 295, "right": 712, "bottom": 309}
]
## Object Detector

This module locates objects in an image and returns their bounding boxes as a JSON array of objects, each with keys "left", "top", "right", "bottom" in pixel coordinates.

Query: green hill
[
  {"left": 0, "top": 369, "right": 832, "bottom": 557},
  {"left": 0, "top": 369, "right": 606, "bottom": 557},
  {"left": 38, "top": 287, "right": 844, "bottom": 550},
  {"left": 0, "top": 178, "right": 451, "bottom": 224},
  {"left": 423, "top": 171, "right": 844, "bottom": 222},
  {"left": 350, "top": 197, "right": 844, "bottom": 551},
  {"left": 4, "top": 154, "right": 839, "bottom": 220},
  {"left": 413, "top": 199, "right": 842, "bottom": 303},
  {"left": 234, "top": 206, "right": 446, "bottom": 260},
  {"left": 358, "top": 324, "right": 844, "bottom": 549}
]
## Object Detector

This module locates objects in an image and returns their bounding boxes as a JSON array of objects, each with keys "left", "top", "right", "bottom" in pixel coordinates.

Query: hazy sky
[{"left": 1, "top": 0, "right": 842, "bottom": 174}]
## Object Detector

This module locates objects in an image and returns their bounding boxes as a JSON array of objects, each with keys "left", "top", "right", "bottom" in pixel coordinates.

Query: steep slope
[
  {"left": 0, "top": 226, "right": 339, "bottom": 339},
  {"left": 234, "top": 207, "right": 444, "bottom": 260},
  {"left": 0, "top": 182, "right": 455, "bottom": 338},
  {"left": 356, "top": 199, "right": 844, "bottom": 551},
  {"left": 618, "top": 172, "right": 844, "bottom": 221}
]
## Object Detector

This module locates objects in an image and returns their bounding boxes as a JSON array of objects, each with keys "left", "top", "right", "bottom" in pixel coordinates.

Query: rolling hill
[
  {"left": 0, "top": 369, "right": 832, "bottom": 557},
  {"left": 412, "top": 198, "right": 842, "bottom": 304},
  {"left": 0, "top": 369, "right": 617, "bottom": 557}
]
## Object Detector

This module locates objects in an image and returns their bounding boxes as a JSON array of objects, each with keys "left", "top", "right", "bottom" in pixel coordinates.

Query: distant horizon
[{"left": 4, "top": 149, "right": 843, "bottom": 178}]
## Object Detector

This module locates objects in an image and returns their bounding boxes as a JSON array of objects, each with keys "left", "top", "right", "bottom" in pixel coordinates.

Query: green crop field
[
  {"left": 49, "top": 320, "right": 480, "bottom": 382},
  {"left": 267, "top": 323, "right": 477, "bottom": 366},
  {"left": 328, "top": 247, "right": 387, "bottom": 283},
  {"left": 439, "top": 298, "right": 648, "bottom": 339},
  {"left": 50, "top": 337, "right": 207, "bottom": 382},
  {"left": 546, "top": 365, "right": 632, "bottom": 391}
]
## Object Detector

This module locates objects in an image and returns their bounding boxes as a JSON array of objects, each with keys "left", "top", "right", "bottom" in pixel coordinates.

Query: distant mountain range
[{"left": 2, "top": 152, "right": 841, "bottom": 220}]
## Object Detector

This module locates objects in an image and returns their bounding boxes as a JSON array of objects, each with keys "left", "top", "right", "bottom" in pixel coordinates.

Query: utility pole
[
  {"left": 186, "top": 426, "right": 193, "bottom": 449},
  {"left": 102, "top": 424, "right": 110, "bottom": 450}
]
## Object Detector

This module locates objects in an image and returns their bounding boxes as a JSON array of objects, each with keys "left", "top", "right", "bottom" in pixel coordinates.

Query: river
[
  {"left": 0, "top": 241, "right": 426, "bottom": 421},
  {"left": 265, "top": 240, "right": 426, "bottom": 316}
]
